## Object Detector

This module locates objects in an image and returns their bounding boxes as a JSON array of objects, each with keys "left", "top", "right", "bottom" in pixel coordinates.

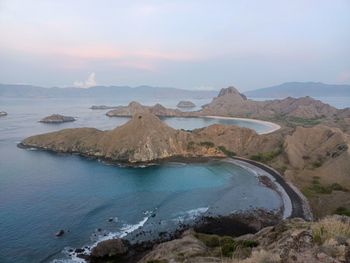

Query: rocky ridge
[{"left": 105, "top": 86, "right": 348, "bottom": 123}]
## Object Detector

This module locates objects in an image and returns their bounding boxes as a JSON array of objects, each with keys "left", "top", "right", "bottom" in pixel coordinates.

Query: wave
[
  {"left": 52, "top": 212, "right": 152, "bottom": 263},
  {"left": 172, "top": 207, "right": 209, "bottom": 222}
]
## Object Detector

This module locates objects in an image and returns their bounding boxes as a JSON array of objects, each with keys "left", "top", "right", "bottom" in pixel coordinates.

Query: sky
[{"left": 0, "top": 0, "right": 349, "bottom": 91}]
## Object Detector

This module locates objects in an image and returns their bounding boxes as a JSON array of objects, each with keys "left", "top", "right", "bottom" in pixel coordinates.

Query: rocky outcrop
[
  {"left": 177, "top": 100, "right": 196, "bottom": 108},
  {"left": 0, "top": 111, "right": 7, "bottom": 117},
  {"left": 39, "top": 114, "right": 76, "bottom": 123},
  {"left": 140, "top": 215, "right": 350, "bottom": 263},
  {"left": 90, "top": 239, "right": 128, "bottom": 260}
]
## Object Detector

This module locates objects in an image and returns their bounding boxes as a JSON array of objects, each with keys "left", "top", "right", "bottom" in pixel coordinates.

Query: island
[
  {"left": 90, "top": 105, "right": 118, "bottom": 110},
  {"left": 39, "top": 114, "right": 76, "bottom": 123},
  {"left": 177, "top": 100, "right": 196, "bottom": 108},
  {"left": 0, "top": 111, "right": 7, "bottom": 117}
]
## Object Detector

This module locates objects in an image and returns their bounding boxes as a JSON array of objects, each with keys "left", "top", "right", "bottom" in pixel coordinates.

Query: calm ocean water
[{"left": 0, "top": 96, "right": 313, "bottom": 263}]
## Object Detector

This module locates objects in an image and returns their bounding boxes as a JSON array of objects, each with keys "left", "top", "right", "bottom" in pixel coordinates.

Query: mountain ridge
[
  {"left": 0, "top": 83, "right": 217, "bottom": 99},
  {"left": 244, "top": 82, "right": 350, "bottom": 98}
]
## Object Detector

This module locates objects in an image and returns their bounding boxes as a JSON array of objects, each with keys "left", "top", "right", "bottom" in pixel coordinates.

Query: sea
[{"left": 0, "top": 95, "right": 348, "bottom": 263}]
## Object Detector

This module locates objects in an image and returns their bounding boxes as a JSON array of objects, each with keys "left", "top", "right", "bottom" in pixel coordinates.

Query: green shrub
[
  {"left": 250, "top": 148, "right": 282, "bottom": 163},
  {"left": 199, "top": 141, "right": 215, "bottom": 148},
  {"left": 218, "top": 146, "right": 236, "bottom": 157},
  {"left": 334, "top": 207, "right": 350, "bottom": 216},
  {"left": 194, "top": 233, "right": 220, "bottom": 247},
  {"left": 312, "top": 160, "right": 323, "bottom": 168},
  {"left": 194, "top": 233, "right": 258, "bottom": 258},
  {"left": 303, "top": 178, "right": 348, "bottom": 197},
  {"left": 187, "top": 141, "right": 195, "bottom": 150}
]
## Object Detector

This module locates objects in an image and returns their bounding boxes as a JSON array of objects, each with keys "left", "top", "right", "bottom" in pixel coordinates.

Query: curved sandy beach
[
  {"left": 204, "top": 115, "right": 281, "bottom": 134},
  {"left": 229, "top": 157, "right": 313, "bottom": 221}
]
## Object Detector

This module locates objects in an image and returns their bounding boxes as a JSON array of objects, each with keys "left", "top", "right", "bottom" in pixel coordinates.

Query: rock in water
[
  {"left": 177, "top": 101, "right": 196, "bottom": 108},
  {"left": 90, "top": 239, "right": 128, "bottom": 258},
  {"left": 55, "top": 229, "right": 64, "bottom": 237},
  {"left": 40, "top": 114, "right": 76, "bottom": 123}
]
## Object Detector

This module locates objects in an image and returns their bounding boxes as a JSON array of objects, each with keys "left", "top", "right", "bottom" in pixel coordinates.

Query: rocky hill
[
  {"left": 201, "top": 86, "right": 340, "bottom": 120},
  {"left": 104, "top": 86, "right": 348, "bottom": 124},
  {"left": 106, "top": 101, "right": 199, "bottom": 117},
  {"left": 21, "top": 111, "right": 279, "bottom": 163},
  {"left": 20, "top": 112, "right": 229, "bottom": 163}
]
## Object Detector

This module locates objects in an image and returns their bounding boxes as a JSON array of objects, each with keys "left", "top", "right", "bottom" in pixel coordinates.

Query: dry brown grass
[
  {"left": 312, "top": 216, "right": 350, "bottom": 244},
  {"left": 228, "top": 250, "right": 280, "bottom": 263}
]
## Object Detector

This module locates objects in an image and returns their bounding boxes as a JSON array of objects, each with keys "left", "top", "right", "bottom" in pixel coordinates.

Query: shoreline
[
  {"left": 232, "top": 157, "right": 312, "bottom": 221},
  {"left": 203, "top": 115, "right": 281, "bottom": 134}
]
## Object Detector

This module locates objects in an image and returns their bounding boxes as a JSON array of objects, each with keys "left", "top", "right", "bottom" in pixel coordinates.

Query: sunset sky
[{"left": 0, "top": 0, "right": 349, "bottom": 90}]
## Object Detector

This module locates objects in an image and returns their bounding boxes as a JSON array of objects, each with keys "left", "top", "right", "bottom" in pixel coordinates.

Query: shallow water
[{"left": 0, "top": 97, "right": 281, "bottom": 263}]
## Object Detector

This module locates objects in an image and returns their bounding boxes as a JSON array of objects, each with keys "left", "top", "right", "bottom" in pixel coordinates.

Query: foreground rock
[
  {"left": 140, "top": 215, "right": 350, "bottom": 263},
  {"left": 39, "top": 114, "right": 76, "bottom": 123},
  {"left": 177, "top": 100, "right": 196, "bottom": 108},
  {"left": 90, "top": 239, "right": 128, "bottom": 260},
  {"left": 0, "top": 111, "right": 7, "bottom": 117}
]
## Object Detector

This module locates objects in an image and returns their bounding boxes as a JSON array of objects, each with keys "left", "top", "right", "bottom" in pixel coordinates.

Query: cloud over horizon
[{"left": 73, "top": 73, "right": 97, "bottom": 88}]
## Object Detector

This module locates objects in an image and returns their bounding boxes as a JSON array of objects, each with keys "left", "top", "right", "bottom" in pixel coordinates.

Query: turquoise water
[{"left": 0, "top": 98, "right": 281, "bottom": 262}]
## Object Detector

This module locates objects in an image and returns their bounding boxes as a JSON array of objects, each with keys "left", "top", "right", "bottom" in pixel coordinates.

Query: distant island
[
  {"left": 244, "top": 82, "right": 350, "bottom": 98},
  {"left": 177, "top": 100, "right": 196, "bottom": 108},
  {"left": 90, "top": 105, "right": 118, "bottom": 110},
  {"left": 39, "top": 114, "right": 76, "bottom": 123}
]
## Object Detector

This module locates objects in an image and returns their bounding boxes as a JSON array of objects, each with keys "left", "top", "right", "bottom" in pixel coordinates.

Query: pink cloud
[{"left": 337, "top": 70, "right": 350, "bottom": 83}]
